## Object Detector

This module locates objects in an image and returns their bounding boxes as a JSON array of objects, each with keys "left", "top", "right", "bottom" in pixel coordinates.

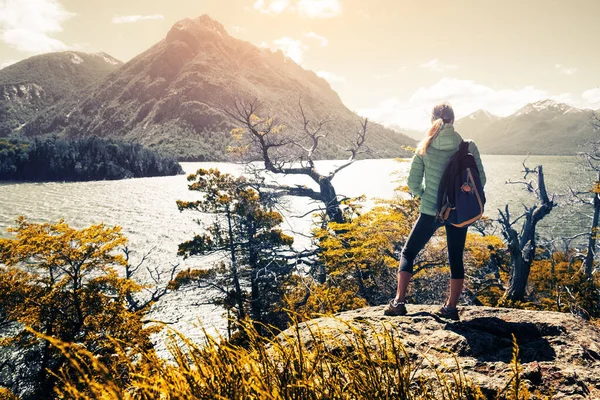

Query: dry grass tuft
[{"left": 43, "top": 316, "right": 532, "bottom": 399}]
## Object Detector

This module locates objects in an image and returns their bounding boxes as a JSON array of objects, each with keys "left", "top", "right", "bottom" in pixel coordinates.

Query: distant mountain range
[
  {"left": 0, "top": 15, "right": 414, "bottom": 161},
  {"left": 387, "top": 125, "right": 424, "bottom": 142},
  {"left": 0, "top": 52, "right": 122, "bottom": 136},
  {"left": 454, "top": 100, "right": 598, "bottom": 155},
  {"left": 390, "top": 101, "right": 598, "bottom": 155}
]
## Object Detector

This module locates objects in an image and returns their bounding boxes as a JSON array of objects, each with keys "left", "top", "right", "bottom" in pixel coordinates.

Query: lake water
[{"left": 0, "top": 156, "right": 597, "bottom": 346}]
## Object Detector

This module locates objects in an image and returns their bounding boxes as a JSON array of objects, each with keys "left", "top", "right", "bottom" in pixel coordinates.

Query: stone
[{"left": 279, "top": 305, "right": 600, "bottom": 399}]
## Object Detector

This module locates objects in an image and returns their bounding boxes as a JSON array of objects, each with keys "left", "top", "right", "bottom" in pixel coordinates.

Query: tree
[
  {"left": 285, "top": 185, "right": 507, "bottom": 318},
  {"left": 570, "top": 111, "right": 600, "bottom": 276},
  {"left": 524, "top": 245, "right": 600, "bottom": 319},
  {"left": 224, "top": 99, "right": 370, "bottom": 225},
  {"left": 310, "top": 196, "right": 419, "bottom": 305},
  {"left": 0, "top": 136, "right": 183, "bottom": 182},
  {"left": 0, "top": 218, "right": 157, "bottom": 399},
  {"left": 121, "top": 246, "right": 180, "bottom": 312},
  {"left": 174, "top": 169, "right": 294, "bottom": 333},
  {"left": 498, "top": 162, "right": 555, "bottom": 302}
]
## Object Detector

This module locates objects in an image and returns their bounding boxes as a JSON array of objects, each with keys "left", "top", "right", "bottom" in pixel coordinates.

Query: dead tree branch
[
  {"left": 223, "top": 98, "right": 371, "bottom": 225},
  {"left": 498, "top": 164, "right": 556, "bottom": 302}
]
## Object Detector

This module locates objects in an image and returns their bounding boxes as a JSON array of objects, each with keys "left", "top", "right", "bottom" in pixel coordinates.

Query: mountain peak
[
  {"left": 466, "top": 109, "right": 499, "bottom": 120},
  {"left": 533, "top": 99, "right": 559, "bottom": 107},
  {"left": 514, "top": 99, "right": 580, "bottom": 117},
  {"left": 195, "top": 14, "right": 227, "bottom": 31},
  {"left": 165, "top": 14, "right": 230, "bottom": 51},
  {"left": 170, "top": 14, "right": 228, "bottom": 36}
]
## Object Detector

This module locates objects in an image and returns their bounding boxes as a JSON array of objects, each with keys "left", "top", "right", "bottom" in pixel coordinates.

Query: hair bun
[{"left": 432, "top": 102, "right": 455, "bottom": 123}]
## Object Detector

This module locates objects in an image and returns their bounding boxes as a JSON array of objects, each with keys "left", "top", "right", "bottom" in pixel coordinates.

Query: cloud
[
  {"left": 316, "top": 70, "right": 345, "bottom": 84},
  {"left": 252, "top": 0, "right": 341, "bottom": 18},
  {"left": 111, "top": 14, "right": 164, "bottom": 24},
  {"left": 582, "top": 88, "right": 600, "bottom": 110},
  {"left": 273, "top": 36, "right": 307, "bottom": 64},
  {"left": 304, "top": 32, "right": 328, "bottom": 47},
  {"left": 0, "top": 0, "right": 75, "bottom": 53},
  {"left": 555, "top": 64, "right": 578, "bottom": 75},
  {"left": 296, "top": 0, "right": 341, "bottom": 18},
  {"left": 420, "top": 59, "right": 458, "bottom": 73},
  {"left": 358, "top": 77, "right": 594, "bottom": 130},
  {"left": 253, "top": 0, "right": 290, "bottom": 15}
]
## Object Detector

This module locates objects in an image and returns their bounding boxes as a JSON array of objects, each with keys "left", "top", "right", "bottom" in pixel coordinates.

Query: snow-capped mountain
[
  {"left": 455, "top": 100, "right": 596, "bottom": 154},
  {"left": 513, "top": 99, "right": 586, "bottom": 117}
]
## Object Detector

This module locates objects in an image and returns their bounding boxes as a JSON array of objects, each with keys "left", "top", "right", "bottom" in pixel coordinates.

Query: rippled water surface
[{"left": 0, "top": 156, "right": 596, "bottom": 344}]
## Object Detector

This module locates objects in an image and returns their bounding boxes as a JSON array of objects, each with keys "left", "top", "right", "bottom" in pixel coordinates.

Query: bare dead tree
[
  {"left": 567, "top": 178, "right": 600, "bottom": 277},
  {"left": 571, "top": 111, "right": 600, "bottom": 276},
  {"left": 223, "top": 99, "right": 370, "bottom": 225},
  {"left": 499, "top": 162, "right": 556, "bottom": 302}
]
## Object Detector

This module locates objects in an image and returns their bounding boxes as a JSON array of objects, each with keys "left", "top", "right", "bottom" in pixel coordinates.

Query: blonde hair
[{"left": 416, "top": 102, "right": 455, "bottom": 155}]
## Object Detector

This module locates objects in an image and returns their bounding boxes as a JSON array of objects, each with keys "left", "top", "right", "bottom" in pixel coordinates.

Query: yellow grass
[{"left": 35, "top": 314, "right": 535, "bottom": 400}]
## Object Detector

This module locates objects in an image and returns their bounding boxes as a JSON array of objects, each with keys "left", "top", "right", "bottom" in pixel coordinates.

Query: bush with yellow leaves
[{"left": 0, "top": 218, "right": 158, "bottom": 399}]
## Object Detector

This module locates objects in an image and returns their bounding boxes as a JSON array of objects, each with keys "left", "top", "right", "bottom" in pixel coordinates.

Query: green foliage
[
  {"left": 0, "top": 135, "right": 183, "bottom": 181},
  {"left": 0, "top": 218, "right": 158, "bottom": 399}
]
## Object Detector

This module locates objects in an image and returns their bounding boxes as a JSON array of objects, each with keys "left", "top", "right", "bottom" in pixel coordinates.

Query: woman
[{"left": 384, "top": 102, "right": 486, "bottom": 320}]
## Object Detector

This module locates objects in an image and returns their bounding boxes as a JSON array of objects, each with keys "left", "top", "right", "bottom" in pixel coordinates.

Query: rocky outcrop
[{"left": 284, "top": 305, "right": 600, "bottom": 399}]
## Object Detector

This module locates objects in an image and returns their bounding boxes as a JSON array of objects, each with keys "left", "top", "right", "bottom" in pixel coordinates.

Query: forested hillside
[{"left": 0, "top": 136, "right": 182, "bottom": 181}]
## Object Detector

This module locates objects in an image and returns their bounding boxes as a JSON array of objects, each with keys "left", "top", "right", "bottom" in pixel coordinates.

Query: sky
[{"left": 1, "top": 0, "right": 599, "bottom": 129}]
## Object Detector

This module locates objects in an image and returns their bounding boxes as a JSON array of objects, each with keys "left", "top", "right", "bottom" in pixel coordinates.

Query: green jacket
[{"left": 407, "top": 124, "right": 486, "bottom": 216}]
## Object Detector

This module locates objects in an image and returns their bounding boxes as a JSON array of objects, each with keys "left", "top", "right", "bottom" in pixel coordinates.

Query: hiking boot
[
  {"left": 384, "top": 300, "right": 407, "bottom": 316},
  {"left": 436, "top": 305, "right": 460, "bottom": 321}
]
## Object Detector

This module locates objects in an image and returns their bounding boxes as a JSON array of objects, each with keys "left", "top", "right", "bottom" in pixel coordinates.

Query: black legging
[{"left": 399, "top": 213, "right": 468, "bottom": 279}]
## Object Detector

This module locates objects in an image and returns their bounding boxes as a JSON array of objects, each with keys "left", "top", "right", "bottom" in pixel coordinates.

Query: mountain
[
  {"left": 19, "top": 15, "right": 415, "bottom": 161},
  {"left": 455, "top": 100, "right": 597, "bottom": 154},
  {"left": 0, "top": 52, "right": 123, "bottom": 135},
  {"left": 453, "top": 109, "right": 500, "bottom": 139},
  {"left": 388, "top": 125, "right": 425, "bottom": 141}
]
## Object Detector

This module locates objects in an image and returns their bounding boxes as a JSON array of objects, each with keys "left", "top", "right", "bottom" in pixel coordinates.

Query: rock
[
  {"left": 280, "top": 305, "right": 600, "bottom": 399},
  {"left": 522, "top": 362, "right": 543, "bottom": 386}
]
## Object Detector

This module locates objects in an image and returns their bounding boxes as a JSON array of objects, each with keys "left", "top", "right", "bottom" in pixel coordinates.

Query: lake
[{"left": 0, "top": 156, "right": 597, "bottom": 345}]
